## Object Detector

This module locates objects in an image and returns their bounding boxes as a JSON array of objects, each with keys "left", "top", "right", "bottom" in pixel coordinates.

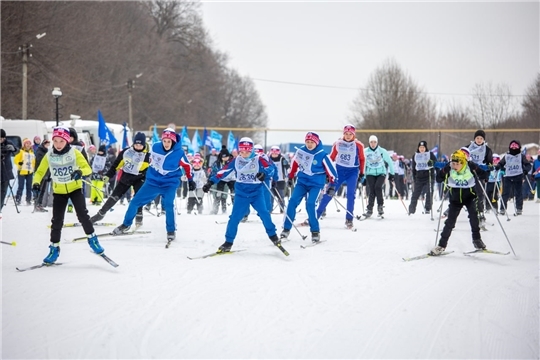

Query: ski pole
[
  {"left": 333, "top": 196, "right": 341, "bottom": 212},
  {"left": 434, "top": 184, "right": 448, "bottom": 247},
  {"left": 81, "top": 179, "right": 104, "bottom": 203},
  {"left": 474, "top": 171, "right": 517, "bottom": 257},
  {"left": 525, "top": 174, "right": 535, "bottom": 195},
  {"left": 262, "top": 181, "right": 307, "bottom": 240},
  {"left": 332, "top": 196, "right": 356, "bottom": 220},
  {"left": 392, "top": 180, "right": 409, "bottom": 216},
  {"left": 1, "top": 240, "right": 16, "bottom": 246},
  {"left": 494, "top": 180, "right": 511, "bottom": 221}
]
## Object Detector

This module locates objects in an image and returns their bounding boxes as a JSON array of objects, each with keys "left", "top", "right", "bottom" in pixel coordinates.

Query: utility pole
[
  {"left": 20, "top": 43, "right": 31, "bottom": 120},
  {"left": 127, "top": 79, "right": 134, "bottom": 131}
]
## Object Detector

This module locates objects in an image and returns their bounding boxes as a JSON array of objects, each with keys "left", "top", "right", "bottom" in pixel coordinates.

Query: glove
[
  {"left": 287, "top": 178, "right": 294, "bottom": 187},
  {"left": 181, "top": 175, "right": 188, "bottom": 182},
  {"left": 388, "top": 174, "right": 395, "bottom": 182},
  {"left": 271, "top": 180, "right": 277, "bottom": 189},
  {"left": 18, "top": 161, "right": 23, "bottom": 166},
  {"left": 102, "top": 176, "right": 109, "bottom": 184},
  {"left": 256, "top": 172, "right": 265, "bottom": 181},
  {"left": 32, "top": 183, "right": 41, "bottom": 192},
  {"left": 202, "top": 180, "right": 214, "bottom": 193},
  {"left": 357, "top": 173, "right": 364, "bottom": 185},
  {"left": 5, "top": 144, "right": 15, "bottom": 152},
  {"left": 71, "top": 169, "right": 83, "bottom": 181},
  {"left": 434, "top": 161, "right": 447, "bottom": 169},
  {"left": 188, "top": 180, "right": 196, "bottom": 191},
  {"left": 326, "top": 186, "right": 335, "bottom": 196}
]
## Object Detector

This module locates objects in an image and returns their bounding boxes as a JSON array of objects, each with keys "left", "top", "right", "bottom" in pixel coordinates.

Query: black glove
[
  {"left": 256, "top": 172, "right": 265, "bottom": 181},
  {"left": 271, "top": 180, "right": 277, "bottom": 189},
  {"left": 326, "top": 186, "right": 335, "bottom": 196},
  {"left": 188, "top": 180, "right": 196, "bottom": 191},
  {"left": 388, "top": 174, "right": 395, "bottom": 182},
  {"left": 4, "top": 144, "right": 15, "bottom": 152},
  {"left": 287, "top": 178, "right": 294, "bottom": 187},
  {"left": 18, "top": 161, "right": 23, "bottom": 166},
  {"left": 202, "top": 180, "right": 214, "bottom": 193},
  {"left": 32, "top": 183, "right": 41, "bottom": 197},
  {"left": 357, "top": 173, "right": 364, "bottom": 185},
  {"left": 71, "top": 169, "right": 83, "bottom": 181}
]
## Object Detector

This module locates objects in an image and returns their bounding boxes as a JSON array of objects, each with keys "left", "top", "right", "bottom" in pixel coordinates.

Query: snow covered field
[{"left": 1, "top": 193, "right": 538, "bottom": 359}]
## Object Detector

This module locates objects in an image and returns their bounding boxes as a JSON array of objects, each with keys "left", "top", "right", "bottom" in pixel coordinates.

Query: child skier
[
  {"left": 187, "top": 156, "right": 206, "bottom": 214},
  {"left": 315, "top": 124, "right": 365, "bottom": 229},
  {"left": 202, "top": 137, "right": 280, "bottom": 253},
  {"left": 209, "top": 151, "right": 235, "bottom": 214},
  {"left": 111, "top": 128, "right": 194, "bottom": 242},
  {"left": 408, "top": 140, "right": 437, "bottom": 215},
  {"left": 90, "top": 132, "right": 150, "bottom": 225},
  {"left": 14, "top": 138, "right": 35, "bottom": 205},
  {"left": 466, "top": 130, "right": 493, "bottom": 227},
  {"left": 430, "top": 149, "right": 488, "bottom": 255},
  {"left": 268, "top": 146, "right": 290, "bottom": 213},
  {"left": 281, "top": 132, "right": 338, "bottom": 242},
  {"left": 89, "top": 145, "right": 111, "bottom": 205},
  {"left": 32, "top": 126, "right": 105, "bottom": 264},
  {"left": 485, "top": 154, "right": 502, "bottom": 213}
]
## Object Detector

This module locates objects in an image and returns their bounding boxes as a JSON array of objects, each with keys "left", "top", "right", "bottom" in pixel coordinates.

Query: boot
[
  {"left": 473, "top": 239, "right": 486, "bottom": 250},
  {"left": 135, "top": 214, "right": 143, "bottom": 227},
  {"left": 429, "top": 246, "right": 445, "bottom": 256},
  {"left": 67, "top": 204, "right": 73, "bottom": 213},
  {"left": 345, "top": 219, "right": 353, "bottom": 229},
  {"left": 111, "top": 224, "right": 130, "bottom": 235},
  {"left": 43, "top": 243, "right": 60, "bottom": 264},
  {"left": 280, "top": 229, "right": 291, "bottom": 239},
  {"left": 87, "top": 233, "right": 104, "bottom": 254},
  {"left": 217, "top": 241, "right": 233, "bottom": 253},
  {"left": 311, "top": 232, "right": 320, "bottom": 243},
  {"left": 363, "top": 209, "right": 373, "bottom": 217},
  {"left": 269, "top": 234, "right": 280, "bottom": 246},
  {"left": 167, "top": 231, "right": 175, "bottom": 241},
  {"left": 377, "top": 205, "right": 384, "bottom": 215}
]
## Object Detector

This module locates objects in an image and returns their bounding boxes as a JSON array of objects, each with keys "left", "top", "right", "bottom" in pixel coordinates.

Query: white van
[{"left": 0, "top": 118, "right": 49, "bottom": 150}]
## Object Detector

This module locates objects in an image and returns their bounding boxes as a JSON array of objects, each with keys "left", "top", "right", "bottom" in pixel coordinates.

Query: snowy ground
[{"left": 1, "top": 191, "right": 538, "bottom": 359}]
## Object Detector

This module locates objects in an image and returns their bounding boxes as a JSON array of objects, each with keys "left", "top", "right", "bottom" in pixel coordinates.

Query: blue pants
[
  {"left": 316, "top": 170, "right": 358, "bottom": 220},
  {"left": 123, "top": 182, "right": 177, "bottom": 232},
  {"left": 225, "top": 192, "right": 277, "bottom": 244},
  {"left": 284, "top": 182, "right": 323, "bottom": 232},
  {"left": 263, "top": 179, "right": 272, "bottom": 212}
]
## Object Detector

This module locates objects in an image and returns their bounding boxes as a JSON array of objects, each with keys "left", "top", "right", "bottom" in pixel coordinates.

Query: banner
[
  {"left": 210, "top": 130, "right": 222, "bottom": 150},
  {"left": 97, "top": 110, "right": 117, "bottom": 146},
  {"left": 203, "top": 127, "right": 213, "bottom": 148},
  {"left": 152, "top": 124, "right": 160, "bottom": 144},
  {"left": 191, "top": 130, "right": 202, "bottom": 154},
  {"left": 227, "top": 131, "right": 236, "bottom": 151},
  {"left": 181, "top": 126, "right": 193, "bottom": 153}
]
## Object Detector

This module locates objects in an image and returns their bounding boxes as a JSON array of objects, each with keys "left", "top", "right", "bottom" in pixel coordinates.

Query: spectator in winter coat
[
  {"left": 281, "top": 132, "right": 338, "bottom": 242},
  {"left": 408, "top": 140, "right": 437, "bottom": 214},
  {"left": 496, "top": 140, "right": 532, "bottom": 215},
  {"left": 14, "top": 138, "right": 36, "bottom": 205},
  {"left": 363, "top": 135, "right": 394, "bottom": 217},
  {"left": 32, "top": 136, "right": 41, "bottom": 152},
  {"left": 1, "top": 128, "right": 18, "bottom": 211},
  {"left": 315, "top": 124, "right": 365, "bottom": 228},
  {"left": 430, "top": 149, "right": 488, "bottom": 256},
  {"left": 202, "top": 137, "right": 279, "bottom": 253},
  {"left": 33, "top": 139, "right": 51, "bottom": 211}
]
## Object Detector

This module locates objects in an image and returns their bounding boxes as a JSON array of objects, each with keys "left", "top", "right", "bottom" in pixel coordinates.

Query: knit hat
[
  {"left": 305, "top": 132, "right": 320, "bottom": 145},
  {"left": 0, "top": 129, "right": 5, "bottom": 138},
  {"left": 343, "top": 124, "right": 356, "bottom": 135},
  {"left": 418, "top": 140, "right": 427, "bottom": 148},
  {"left": 369, "top": 135, "right": 378, "bottom": 143},
  {"left": 459, "top": 146, "right": 470, "bottom": 159},
  {"left": 33, "top": 135, "right": 41, "bottom": 143},
  {"left": 238, "top": 137, "right": 254, "bottom": 152},
  {"left": 68, "top": 127, "right": 78, "bottom": 141},
  {"left": 220, "top": 150, "right": 231, "bottom": 158},
  {"left": 451, "top": 150, "right": 467, "bottom": 166},
  {"left": 22, "top": 138, "right": 32, "bottom": 146},
  {"left": 509, "top": 140, "right": 521, "bottom": 150},
  {"left": 133, "top": 132, "right": 146, "bottom": 145},
  {"left": 474, "top": 130, "right": 486, "bottom": 140},
  {"left": 162, "top": 128, "right": 177, "bottom": 142},
  {"left": 52, "top": 126, "right": 71, "bottom": 142},
  {"left": 254, "top": 144, "right": 264, "bottom": 154},
  {"left": 270, "top": 145, "right": 280, "bottom": 153}
]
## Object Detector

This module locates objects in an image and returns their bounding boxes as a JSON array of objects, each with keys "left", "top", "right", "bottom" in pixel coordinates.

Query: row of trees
[
  {"left": 348, "top": 59, "right": 539, "bottom": 157},
  {"left": 1, "top": 1, "right": 266, "bottom": 142}
]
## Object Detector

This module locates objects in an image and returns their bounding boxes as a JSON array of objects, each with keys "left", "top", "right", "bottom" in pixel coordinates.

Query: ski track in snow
[{"left": 1, "top": 195, "right": 538, "bottom": 359}]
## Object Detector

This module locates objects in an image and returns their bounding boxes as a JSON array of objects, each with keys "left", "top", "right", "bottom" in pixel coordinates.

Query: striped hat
[
  {"left": 305, "top": 132, "right": 320, "bottom": 145},
  {"left": 162, "top": 128, "right": 177, "bottom": 142},
  {"left": 238, "top": 137, "right": 254, "bottom": 152},
  {"left": 52, "top": 126, "right": 71, "bottom": 142}
]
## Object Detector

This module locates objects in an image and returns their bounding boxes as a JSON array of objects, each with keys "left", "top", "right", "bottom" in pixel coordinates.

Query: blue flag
[
  {"left": 181, "top": 126, "right": 193, "bottom": 153},
  {"left": 122, "top": 122, "right": 129, "bottom": 149},
  {"left": 203, "top": 127, "right": 212, "bottom": 148},
  {"left": 210, "top": 130, "right": 222, "bottom": 150},
  {"left": 97, "top": 110, "right": 117, "bottom": 146},
  {"left": 431, "top": 145, "right": 438, "bottom": 159},
  {"left": 227, "top": 131, "right": 236, "bottom": 151},
  {"left": 152, "top": 124, "right": 160, "bottom": 144},
  {"left": 191, "top": 130, "right": 202, "bottom": 154}
]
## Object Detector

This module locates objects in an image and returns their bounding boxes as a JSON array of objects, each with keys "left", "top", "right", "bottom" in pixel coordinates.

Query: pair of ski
[
  {"left": 71, "top": 227, "right": 151, "bottom": 242},
  {"left": 16, "top": 253, "right": 119, "bottom": 272},
  {"left": 403, "top": 248, "right": 510, "bottom": 262},
  {"left": 48, "top": 222, "right": 116, "bottom": 228},
  {"left": 188, "top": 242, "right": 290, "bottom": 259},
  {"left": 356, "top": 214, "right": 384, "bottom": 221}
]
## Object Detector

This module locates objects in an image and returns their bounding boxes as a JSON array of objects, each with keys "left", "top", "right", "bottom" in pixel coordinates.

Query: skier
[
  {"left": 90, "top": 132, "right": 150, "bottom": 225},
  {"left": 430, "top": 149, "right": 488, "bottom": 255},
  {"left": 466, "top": 130, "right": 493, "bottom": 227},
  {"left": 186, "top": 156, "right": 206, "bottom": 214},
  {"left": 315, "top": 124, "right": 365, "bottom": 229},
  {"left": 408, "top": 140, "right": 437, "bottom": 215},
  {"left": 209, "top": 151, "right": 235, "bottom": 214},
  {"left": 495, "top": 140, "right": 531, "bottom": 215},
  {"left": 363, "top": 135, "right": 394, "bottom": 217},
  {"left": 89, "top": 145, "right": 111, "bottom": 206},
  {"left": 485, "top": 154, "right": 502, "bottom": 213},
  {"left": 268, "top": 145, "right": 290, "bottom": 213},
  {"left": 32, "top": 126, "right": 105, "bottom": 264},
  {"left": 202, "top": 137, "right": 280, "bottom": 252},
  {"left": 111, "top": 128, "right": 194, "bottom": 242},
  {"left": 280, "top": 132, "right": 338, "bottom": 242}
]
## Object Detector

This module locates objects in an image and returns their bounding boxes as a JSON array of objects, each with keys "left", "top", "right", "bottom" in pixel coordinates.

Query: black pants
[
  {"left": 101, "top": 179, "right": 144, "bottom": 215},
  {"left": 438, "top": 191, "right": 481, "bottom": 248},
  {"left": 501, "top": 175, "right": 524, "bottom": 212},
  {"left": 366, "top": 175, "right": 385, "bottom": 210},
  {"left": 51, "top": 189, "right": 94, "bottom": 243},
  {"left": 394, "top": 174, "right": 405, "bottom": 197},
  {"left": 213, "top": 181, "right": 235, "bottom": 212},
  {"left": 409, "top": 178, "right": 431, "bottom": 213},
  {"left": 474, "top": 180, "right": 486, "bottom": 214}
]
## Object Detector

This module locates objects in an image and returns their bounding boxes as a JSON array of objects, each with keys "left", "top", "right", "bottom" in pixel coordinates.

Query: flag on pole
[
  {"left": 122, "top": 122, "right": 129, "bottom": 149},
  {"left": 431, "top": 145, "right": 439, "bottom": 159},
  {"left": 181, "top": 126, "right": 193, "bottom": 153},
  {"left": 191, "top": 130, "right": 202, "bottom": 153},
  {"left": 203, "top": 127, "right": 212, "bottom": 148},
  {"left": 210, "top": 130, "right": 222, "bottom": 150},
  {"left": 97, "top": 110, "right": 117, "bottom": 146},
  {"left": 152, "top": 124, "right": 160, "bottom": 144},
  {"left": 227, "top": 131, "right": 236, "bottom": 151}
]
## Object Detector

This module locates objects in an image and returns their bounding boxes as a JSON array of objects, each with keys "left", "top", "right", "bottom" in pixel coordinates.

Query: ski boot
[
  {"left": 473, "top": 239, "right": 486, "bottom": 250},
  {"left": 87, "top": 233, "right": 104, "bottom": 255},
  {"left": 363, "top": 209, "right": 373, "bottom": 218},
  {"left": 43, "top": 243, "right": 60, "bottom": 264},
  {"left": 111, "top": 224, "right": 130, "bottom": 235},
  {"left": 345, "top": 219, "right": 353, "bottom": 229},
  {"left": 269, "top": 234, "right": 281, "bottom": 246},
  {"left": 311, "top": 232, "right": 320, "bottom": 243},
  {"left": 217, "top": 241, "right": 233, "bottom": 253},
  {"left": 167, "top": 231, "right": 176, "bottom": 242},
  {"left": 280, "top": 229, "right": 291, "bottom": 240},
  {"left": 499, "top": 209, "right": 506, "bottom": 215},
  {"left": 516, "top": 209, "right": 523, "bottom": 215},
  {"left": 67, "top": 204, "right": 73, "bottom": 213},
  {"left": 135, "top": 214, "right": 143, "bottom": 227},
  {"left": 377, "top": 205, "right": 384, "bottom": 216},
  {"left": 429, "top": 246, "right": 445, "bottom": 256},
  {"left": 90, "top": 210, "right": 105, "bottom": 224},
  {"left": 241, "top": 215, "right": 249, "bottom": 223}
]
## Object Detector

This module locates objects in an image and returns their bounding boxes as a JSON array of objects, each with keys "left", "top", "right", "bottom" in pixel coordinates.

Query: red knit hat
[{"left": 52, "top": 126, "right": 71, "bottom": 142}]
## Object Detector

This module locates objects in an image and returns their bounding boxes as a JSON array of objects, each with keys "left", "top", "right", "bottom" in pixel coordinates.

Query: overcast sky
[{"left": 201, "top": 1, "right": 539, "bottom": 147}]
